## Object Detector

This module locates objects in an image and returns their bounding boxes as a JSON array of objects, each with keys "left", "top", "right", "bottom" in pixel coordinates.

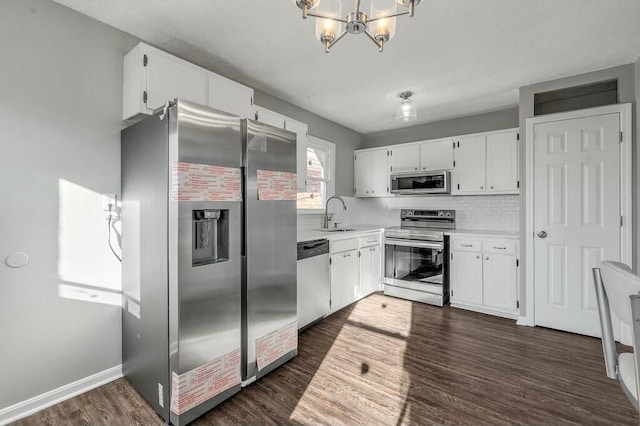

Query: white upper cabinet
[
  {"left": 284, "top": 117, "right": 309, "bottom": 192},
  {"left": 486, "top": 131, "right": 519, "bottom": 193},
  {"left": 452, "top": 135, "right": 486, "bottom": 194},
  {"left": 419, "top": 139, "right": 454, "bottom": 171},
  {"left": 389, "top": 144, "right": 420, "bottom": 174},
  {"left": 451, "top": 129, "right": 519, "bottom": 195},
  {"left": 254, "top": 105, "right": 286, "bottom": 128},
  {"left": 208, "top": 73, "right": 254, "bottom": 119},
  {"left": 123, "top": 42, "right": 254, "bottom": 121},
  {"left": 123, "top": 43, "right": 207, "bottom": 120},
  {"left": 354, "top": 148, "right": 389, "bottom": 197}
]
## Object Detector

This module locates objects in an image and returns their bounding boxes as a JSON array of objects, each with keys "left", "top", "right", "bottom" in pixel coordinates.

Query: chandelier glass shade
[
  {"left": 294, "top": 0, "right": 421, "bottom": 53},
  {"left": 396, "top": 91, "right": 417, "bottom": 122}
]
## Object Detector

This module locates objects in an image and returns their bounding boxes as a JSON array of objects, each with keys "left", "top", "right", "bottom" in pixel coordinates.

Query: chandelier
[{"left": 294, "top": 0, "right": 422, "bottom": 53}]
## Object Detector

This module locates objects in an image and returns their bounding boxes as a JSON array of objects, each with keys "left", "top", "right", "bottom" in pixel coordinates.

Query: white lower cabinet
[
  {"left": 450, "top": 237, "right": 519, "bottom": 318},
  {"left": 359, "top": 244, "right": 382, "bottom": 297},
  {"left": 330, "top": 249, "right": 359, "bottom": 313},
  {"left": 328, "top": 233, "right": 383, "bottom": 314}
]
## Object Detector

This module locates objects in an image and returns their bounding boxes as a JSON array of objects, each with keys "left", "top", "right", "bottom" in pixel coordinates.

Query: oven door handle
[{"left": 385, "top": 238, "right": 444, "bottom": 250}]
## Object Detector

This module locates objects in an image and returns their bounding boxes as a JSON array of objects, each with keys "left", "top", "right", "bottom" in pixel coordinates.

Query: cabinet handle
[
  {"left": 422, "top": 167, "right": 426, "bottom": 170},
  {"left": 414, "top": 167, "right": 418, "bottom": 171},
  {"left": 480, "top": 186, "right": 484, "bottom": 190},
  {"left": 486, "top": 257, "right": 490, "bottom": 260},
  {"left": 476, "top": 255, "right": 480, "bottom": 259},
  {"left": 490, "top": 186, "right": 494, "bottom": 189},
  {"left": 493, "top": 247, "right": 507, "bottom": 250},
  {"left": 461, "top": 244, "right": 473, "bottom": 247},
  {"left": 371, "top": 190, "right": 375, "bottom": 194}
]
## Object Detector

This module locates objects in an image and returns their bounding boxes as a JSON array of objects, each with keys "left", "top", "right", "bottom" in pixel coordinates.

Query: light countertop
[
  {"left": 444, "top": 229, "right": 520, "bottom": 239},
  {"left": 297, "top": 225, "right": 385, "bottom": 243}
]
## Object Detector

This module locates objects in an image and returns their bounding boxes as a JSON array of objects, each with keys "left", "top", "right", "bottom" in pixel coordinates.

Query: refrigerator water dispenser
[{"left": 192, "top": 209, "right": 229, "bottom": 266}]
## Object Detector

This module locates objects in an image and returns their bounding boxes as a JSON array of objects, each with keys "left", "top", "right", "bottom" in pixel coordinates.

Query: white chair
[{"left": 593, "top": 260, "right": 640, "bottom": 409}]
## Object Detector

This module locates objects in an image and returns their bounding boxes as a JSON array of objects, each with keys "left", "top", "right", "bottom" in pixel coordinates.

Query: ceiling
[{"left": 52, "top": 0, "right": 640, "bottom": 134}]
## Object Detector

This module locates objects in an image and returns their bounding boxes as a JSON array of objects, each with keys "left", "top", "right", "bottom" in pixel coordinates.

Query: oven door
[{"left": 384, "top": 238, "right": 445, "bottom": 295}]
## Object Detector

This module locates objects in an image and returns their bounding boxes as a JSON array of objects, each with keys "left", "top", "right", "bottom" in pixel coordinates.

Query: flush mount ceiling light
[
  {"left": 294, "top": 0, "right": 422, "bottom": 53},
  {"left": 396, "top": 91, "right": 417, "bottom": 122}
]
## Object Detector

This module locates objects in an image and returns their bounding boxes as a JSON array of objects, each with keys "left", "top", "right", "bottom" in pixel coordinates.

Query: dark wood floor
[{"left": 15, "top": 293, "right": 638, "bottom": 425}]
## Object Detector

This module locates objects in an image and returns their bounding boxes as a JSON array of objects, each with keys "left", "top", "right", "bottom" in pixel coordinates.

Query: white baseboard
[{"left": 0, "top": 364, "right": 123, "bottom": 425}]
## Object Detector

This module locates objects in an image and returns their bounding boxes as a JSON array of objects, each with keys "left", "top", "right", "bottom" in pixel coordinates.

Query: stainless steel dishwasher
[{"left": 297, "top": 239, "right": 330, "bottom": 330}]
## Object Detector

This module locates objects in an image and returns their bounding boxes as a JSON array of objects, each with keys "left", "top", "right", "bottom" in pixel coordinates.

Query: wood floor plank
[{"left": 13, "top": 293, "right": 638, "bottom": 425}]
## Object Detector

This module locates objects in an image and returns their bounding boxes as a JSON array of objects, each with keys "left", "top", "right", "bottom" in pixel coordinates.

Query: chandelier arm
[
  {"left": 364, "top": 30, "right": 383, "bottom": 50},
  {"left": 305, "top": 12, "right": 348, "bottom": 23},
  {"left": 328, "top": 30, "right": 349, "bottom": 50},
  {"left": 367, "top": 11, "right": 410, "bottom": 23},
  {"left": 355, "top": 0, "right": 362, "bottom": 14}
]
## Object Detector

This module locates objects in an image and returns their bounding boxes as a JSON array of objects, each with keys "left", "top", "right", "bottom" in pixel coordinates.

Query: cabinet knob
[
  {"left": 476, "top": 255, "right": 480, "bottom": 259},
  {"left": 480, "top": 186, "right": 484, "bottom": 190},
  {"left": 486, "top": 257, "right": 490, "bottom": 260},
  {"left": 366, "top": 191, "right": 369, "bottom": 194},
  {"left": 422, "top": 167, "right": 426, "bottom": 170},
  {"left": 490, "top": 186, "right": 494, "bottom": 189},
  {"left": 414, "top": 167, "right": 418, "bottom": 171},
  {"left": 372, "top": 190, "right": 375, "bottom": 194}
]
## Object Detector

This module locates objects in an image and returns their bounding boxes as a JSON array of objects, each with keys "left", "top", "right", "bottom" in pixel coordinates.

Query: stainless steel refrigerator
[{"left": 121, "top": 99, "right": 297, "bottom": 425}]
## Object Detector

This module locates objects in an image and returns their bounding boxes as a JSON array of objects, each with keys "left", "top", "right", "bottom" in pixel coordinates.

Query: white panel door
[
  {"left": 145, "top": 51, "right": 207, "bottom": 111},
  {"left": 419, "top": 139, "right": 454, "bottom": 171},
  {"left": 450, "top": 251, "right": 483, "bottom": 305},
  {"left": 483, "top": 254, "right": 517, "bottom": 313},
  {"left": 370, "top": 149, "right": 389, "bottom": 196},
  {"left": 453, "top": 135, "right": 486, "bottom": 194},
  {"left": 533, "top": 113, "right": 620, "bottom": 337},
  {"left": 330, "top": 250, "right": 359, "bottom": 313},
  {"left": 486, "top": 132, "right": 519, "bottom": 193},
  {"left": 354, "top": 151, "right": 371, "bottom": 197},
  {"left": 207, "top": 73, "right": 253, "bottom": 118},
  {"left": 389, "top": 145, "right": 420, "bottom": 174}
]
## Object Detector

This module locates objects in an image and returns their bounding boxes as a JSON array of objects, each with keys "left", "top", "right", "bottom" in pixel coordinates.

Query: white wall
[{"left": 0, "top": 0, "right": 138, "bottom": 410}]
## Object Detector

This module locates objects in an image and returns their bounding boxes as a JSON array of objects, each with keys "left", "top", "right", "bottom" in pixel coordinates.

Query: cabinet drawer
[
  {"left": 360, "top": 233, "right": 381, "bottom": 248},
  {"left": 330, "top": 238, "right": 359, "bottom": 254},
  {"left": 451, "top": 239, "right": 481, "bottom": 252},
  {"left": 483, "top": 240, "right": 516, "bottom": 255}
]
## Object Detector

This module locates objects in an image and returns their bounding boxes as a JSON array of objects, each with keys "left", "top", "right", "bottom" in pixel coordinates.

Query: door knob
[{"left": 537, "top": 230, "right": 547, "bottom": 238}]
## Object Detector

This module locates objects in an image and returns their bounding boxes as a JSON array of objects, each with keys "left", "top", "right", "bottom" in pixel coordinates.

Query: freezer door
[
  {"left": 243, "top": 119, "right": 298, "bottom": 380},
  {"left": 168, "top": 100, "right": 243, "bottom": 425}
]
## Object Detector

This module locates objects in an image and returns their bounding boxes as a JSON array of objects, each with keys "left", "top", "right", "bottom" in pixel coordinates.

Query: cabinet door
[
  {"left": 370, "top": 149, "right": 390, "bottom": 196},
  {"left": 330, "top": 250, "right": 359, "bottom": 313},
  {"left": 450, "top": 250, "right": 483, "bottom": 305},
  {"left": 389, "top": 144, "right": 420, "bottom": 174},
  {"left": 354, "top": 150, "right": 371, "bottom": 197},
  {"left": 483, "top": 254, "right": 518, "bottom": 313},
  {"left": 453, "top": 135, "right": 486, "bottom": 194},
  {"left": 358, "top": 248, "right": 372, "bottom": 298},
  {"left": 145, "top": 50, "right": 207, "bottom": 111},
  {"left": 254, "top": 106, "right": 285, "bottom": 128},
  {"left": 486, "top": 131, "right": 519, "bottom": 193},
  {"left": 370, "top": 245, "right": 382, "bottom": 292},
  {"left": 208, "top": 73, "right": 253, "bottom": 119},
  {"left": 419, "top": 139, "right": 454, "bottom": 171},
  {"left": 284, "top": 118, "right": 309, "bottom": 191}
]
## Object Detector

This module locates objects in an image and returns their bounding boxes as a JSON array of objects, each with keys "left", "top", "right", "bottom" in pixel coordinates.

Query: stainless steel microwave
[{"left": 390, "top": 171, "right": 451, "bottom": 195}]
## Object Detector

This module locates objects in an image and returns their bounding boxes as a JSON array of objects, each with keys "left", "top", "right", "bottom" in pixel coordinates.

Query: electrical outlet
[{"left": 102, "top": 194, "right": 117, "bottom": 212}]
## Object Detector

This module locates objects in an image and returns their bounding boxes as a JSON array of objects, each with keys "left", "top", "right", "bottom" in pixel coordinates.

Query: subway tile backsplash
[{"left": 328, "top": 195, "right": 520, "bottom": 232}]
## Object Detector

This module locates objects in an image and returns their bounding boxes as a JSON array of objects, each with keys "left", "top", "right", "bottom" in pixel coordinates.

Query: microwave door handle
[{"left": 385, "top": 239, "right": 443, "bottom": 250}]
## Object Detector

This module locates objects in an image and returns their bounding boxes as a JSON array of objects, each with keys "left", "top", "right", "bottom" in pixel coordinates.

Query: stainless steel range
[{"left": 383, "top": 209, "right": 455, "bottom": 306}]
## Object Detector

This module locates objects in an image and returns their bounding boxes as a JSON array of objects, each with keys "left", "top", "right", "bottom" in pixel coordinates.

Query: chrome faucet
[{"left": 323, "top": 195, "right": 347, "bottom": 229}]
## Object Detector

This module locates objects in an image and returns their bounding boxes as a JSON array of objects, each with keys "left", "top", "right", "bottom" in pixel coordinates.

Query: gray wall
[
  {"left": 0, "top": 0, "right": 138, "bottom": 410},
  {"left": 253, "top": 90, "right": 362, "bottom": 197},
  {"left": 360, "top": 107, "right": 519, "bottom": 149},
  {"left": 518, "top": 64, "right": 637, "bottom": 318}
]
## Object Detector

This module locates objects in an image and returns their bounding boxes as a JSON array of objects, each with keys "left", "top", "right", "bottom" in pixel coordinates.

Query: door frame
[{"left": 522, "top": 103, "right": 633, "bottom": 329}]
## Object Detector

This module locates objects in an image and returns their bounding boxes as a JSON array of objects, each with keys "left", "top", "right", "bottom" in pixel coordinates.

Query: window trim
[{"left": 297, "top": 136, "right": 336, "bottom": 214}]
